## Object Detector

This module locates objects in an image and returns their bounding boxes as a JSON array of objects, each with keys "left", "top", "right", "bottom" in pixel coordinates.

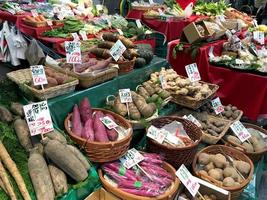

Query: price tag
[
  {"left": 71, "top": 33, "right": 80, "bottom": 41},
  {"left": 211, "top": 97, "right": 224, "bottom": 115},
  {"left": 185, "top": 63, "right": 201, "bottom": 82},
  {"left": 235, "top": 59, "right": 244, "bottom": 65},
  {"left": 176, "top": 164, "right": 200, "bottom": 197},
  {"left": 79, "top": 31, "right": 88, "bottom": 41},
  {"left": 185, "top": 114, "right": 201, "bottom": 127},
  {"left": 147, "top": 126, "right": 166, "bottom": 144},
  {"left": 158, "top": 8, "right": 164, "bottom": 15},
  {"left": 107, "top": 18, "right": 112, "bottom": 27},
  {"left": 110, "top": 40, "right": 126, "bottom": 61},
  {"left": 253, "top": 31, "right": 264, "bottom": 45},
  {"left": 57, "top": 13, "right": 65, "bottom": 20},
  {"left": 225, "top": 30, "right": 232, "bottom": 39},
  {"left": 31, "top": 9, "right": 38, "bottom": 18},
  {"left": 136, "top": 19, "right": 142, "bottom": 28},
  {"left": 53, "top": 7, "right": 60, "bottom": 13},
  {"left": 23, "top": 101, "right": 54, "bottom": 136},
  {"left": 116, "top": 29, "right": 124, "bottom": 35},
  {"left": 209, "top": 46, "right": 215, "bottom": 59},
  {"left": 159, "top": 75, "right": 167, "bottom": 89},
  {"left": 65, "top": 41, "right": 82, "bottom": 64},
  {"left": 230, "top": 121, "right": 251, "bottom": 143},
  {"left": 253, "top": 19, "right": 258, "bottom": 27},
  {"left": 100, "top": 116, "right": 118, "bottom": 129},
  {"left": 119, "top": 89, "right": 132, "bottom": 103},
  {"left": 46, "top": 19, "right": 53, "bottom": 26},
  {"left": 30, "top": 65, "right": 47, "bottom": 86},
  {"left": 217, "top": 15, "right": 226, "bottom": 22},
  {"left": 165, "top": 132, "right": 184, "bottom": 146},
  {"left": 120, "top": 148, "right": 144, "bottom": 169},
  {"left": 149, "top": 0, "right": 154, "bottom": 4}
]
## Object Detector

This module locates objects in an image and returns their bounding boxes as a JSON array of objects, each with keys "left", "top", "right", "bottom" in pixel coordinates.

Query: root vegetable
[
  {"left": 87, "top": 57, "right": 112, "bottom": 72},
  {"left": 93, "top": 112, "right": 109, "bottom": 142},
  {"left": 10, "top": 102, "right": 24, "bottom": 117},
  {"left": 113, "top": 97, "right": 127, "bottom": 117},
  {"left": 142, "top": 82, "right": 155, "bottom": 96},
  {"left": 46, "top": 130, "right": 67, "bottom": 144},
  {"left": 205, "top": 162, "right": 215, "bottom": 172},
  {"left": 71, "top": 104, "right": 83, "bottom": 137},
  {"left": 242, "top": 142, "right": 254, "bottom": 152},
  {"left": 225, "top": 135, "right": 241, "bottom": 145},
  {"left": 98, "top": 41, "right": 115, "bottom": 49},
  {"left": 137, "top": 86, "right": 150, "bottom": 100},
  {"left": 223, "top": 167, "right": 238, "bottom": 180},
  {"left": 212, "top": 154, "right": 227, "bottom": 168},
  {"left": 28, "top": 150, "right": 54, "bottom": 200},
  {"left": 223, "top": 177, "right": 235, "bottom": 187},
  {"left": 233, "top": 160, "right": 251, "bottom": 174},
  {"left": 0, "top": 178, "right": 7, "bottom": 194},
  {"left": 79, "top": 97, "right": 92, "bottom": 125},
  {"left": 90, "top": 48, "right": 111, "bottom": 59},
  {"left": 66, "top": 145, "right": 90, "bottom": 170},
  {"left": 43, "top": 139, "right": 88, "bottom": 182},
  {"left": 48, "top": 165, "right": 68, "bottom": 196},
  {"left": 198, "top": 170, "right": 208, "bottom": 176},
  {"left": 208, "top": 168, "right": 223, "bottom": 181},
  {"left": 13, "top": 118, "right": 33, "bottom": 152},
  {"left": 82, "top": 118, "right": 94, "bottom": 141},
  {"left": 198, "top": 153, "right": 210, "bottom": 165},
  {"left": 128, "top": 102, "right": 141, "bottom": 120},
  {"left": 105, "top": 114, "right": 118, "bottom": 141},
  {"left": 0, "top": 106, "right": 13, "bottom": 123},
  {"left": 131, "top": 92, "right": 156, "bottom": 118}
]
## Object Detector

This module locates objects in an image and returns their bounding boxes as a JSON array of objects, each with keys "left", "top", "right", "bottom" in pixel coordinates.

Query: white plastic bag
[{"left": 13, "top": 30, "right": 27, "bottom": 59}]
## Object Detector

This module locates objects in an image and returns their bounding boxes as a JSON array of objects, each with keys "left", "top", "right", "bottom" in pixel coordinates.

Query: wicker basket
[
  {"left": 64, "top": 108, "right": 133, "bottom": 163},
  {"left": 170, "top": 80, "right": 219, "bottom": 110},
  {"left": 221, "top": 123, "right": 267, "bottom": 162},
  {"left": 147, "top": 116, "right": 202, "bottom": 169},
  {"left": 112, "top": 59, "right": 136, "bottom": 75},
  {"left": 98, "top": 161, "right": 180, "bottom": 200},
  {"left": 23, "top": 19, "right": 47, "bottom": 27},
  {"left": 7, "top": 68, "right": 78, "bottom": 100},
  {"left": 201, "top": 115, "right": 232, "bottom": 145},
  {"left": 192, "top": 145, "right": 254, "bottom": 200}
]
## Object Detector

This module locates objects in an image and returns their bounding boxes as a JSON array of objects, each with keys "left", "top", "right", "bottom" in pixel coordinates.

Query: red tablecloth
[
  {"left": 126, "top": 9, "right": 146, "bottom": 19},
  {"left": 0, "top": 11, "right": 30, "bottom": 28},
  {"left": 167, "top": 39, "right": 267, "bottom": 120},
  {"left": 176, "top": 0, "right": 196, "bottom": 9}
]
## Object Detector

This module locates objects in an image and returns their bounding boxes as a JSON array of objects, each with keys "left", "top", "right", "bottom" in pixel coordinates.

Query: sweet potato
[
  {"left": 43, "top": 138, "right": 88, "bottom": 182},
  {"left": 45, "top": 77, "right": 58, "bottom": 88},
  {"left": 93, "top": 111, "right": 109, "bottom": 142},
  {"left": 66, "top": 145, "right": 90, "bottom": 170},
  {"left": 82, "top": 118, "right": 94, "bottom": 141},
  {"left": 98, "top": 41, "right": 115, "bottom": 49},
  {"left": 90, "top": 48, "right": 111, "bottom": 59},
  {"left": 14, "top": 118, "right": 33, "bottom": 152},
  {"left": 10, "top": 102, "right": 24, "bottom": 117},
  {"left": 88, "top": 57, "right": 112, "bottom": 72},
  {"left": 79, "top": 97, "right": 92, "bottom": 125},
  {"left": 28, "top": 150, "right": 55, "bottom": 200},
  {"left": 48, "top": 165, "right": 68, "bottom": 196},
  {"left": 71, "top": 104, "right": 83, "bottom": 137},
  {"left": 46, "top": 130, "right": 67, "bottom": 144},
  {"left": 0, "top": 106, "right": 13, "bottom": 123},
  {"left": 105, "top": 114, "right": 118, "bottom": 141}
]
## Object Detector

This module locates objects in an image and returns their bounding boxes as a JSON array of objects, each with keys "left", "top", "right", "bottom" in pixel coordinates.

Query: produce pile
[
  {"left": 180, "top": 192, "right": 219, "bottom": 200},
  {"left": 193, "top": 0, "right": 229, "bottom": 16}
]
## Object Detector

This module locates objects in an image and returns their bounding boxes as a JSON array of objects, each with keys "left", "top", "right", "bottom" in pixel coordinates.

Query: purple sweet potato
[
  {"left": 79, "top": 97, "right": 92, "bottom": 125},
  {"left": 105, "top": 114, "right": 118, "bottom": 141},
  {"left": 71, "top": 104, "right": 83, "bottom": 137},
  {"left": 121, "top": 188, "right": 160, "bottom": 197},
  {"left": 81, "top": 118, "right": 94, "bottom": 141},
  {"left": 104, "top": 162, "right": 138, "bottom": 181},
  {"left": 93, "top": 111, "right": 109, "bottom": 142},
  {"left": 118, "top": 180, "right": 160, "bottom": 191}
]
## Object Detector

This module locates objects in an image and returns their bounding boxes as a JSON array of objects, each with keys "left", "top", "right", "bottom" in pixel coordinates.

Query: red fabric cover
[
  {"left": 126, "top": 9, "right": 146, "bottom": 19},
  {"left": 176, "top": 0, "right": 196, "bottom": 9},
  {"left": 0, "top": 11, "right": 30, "bottom": 28},
  {"left": 167, "top": 39, "right": 267, "bottom": 120}
]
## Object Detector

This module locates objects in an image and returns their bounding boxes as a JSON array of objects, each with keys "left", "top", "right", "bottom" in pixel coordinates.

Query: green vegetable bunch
[{"left": 193, "top": 0, "right": 229, "bottom": 16}]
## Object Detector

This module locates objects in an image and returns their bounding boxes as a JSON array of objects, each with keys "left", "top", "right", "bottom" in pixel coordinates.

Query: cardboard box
[
  {"left": 182, "top": 21, "right": 213, "bottom": 44},
  {"left": 85, "top": 188, "right": 121, "bottom": 200}
]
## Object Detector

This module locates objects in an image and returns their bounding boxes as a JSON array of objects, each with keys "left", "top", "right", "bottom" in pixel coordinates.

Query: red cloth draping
[
  {"left": 167, "top": 39, "right": 267, "bottom": 120},
  {"left": 126, "top": 9, "right": 146, "bottom": 19},
  {"left": 176, "top": 0, "right": 196, "bottom": 9},
  {"left": 0, "top": 11, "right": 30, "bottom": 28}
]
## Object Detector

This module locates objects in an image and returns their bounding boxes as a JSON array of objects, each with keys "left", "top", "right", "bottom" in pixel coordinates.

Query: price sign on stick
[
  {"left": 149, "top": 0, "right": 154, "bottom": 4},
  {"left": 253, "top": 31, "right": 264, "bottom": 45},
  {"left": 30, "top": 65, "right": 47, "bottom": 86},
  {"left": 120, "top": 148, "right": 144, "bottom": 169},
  {"left": 46, "top": 19, "right": 53, "bottom": 26},
  {"left": 23, "top": 101, "right": 54, "bottom": 136},
  {"left": 110, "top": 40, "right": 126, "bottom": 61},
  {"left": 119, "top": 89, "right": 132, "bottom": 103},
  {"left": 116, "top": 29, "right": 123, "bottom": 35},
  {"left": 159, "top": 75, "right": 167, "bottom": 89},
  {"left": 79, "top": 31, "right": 88, "bottom": 41},
  {"left": 185, "top": 63, "right": 201, "bottom": 82},
  {"left": 184, "top": 115, "right": 201, "bottom": 127},
  {"left": 176, "top": 164, "right": 200, "bottom": 197},
  {"left": 230, "top": 121, "right": 251, "bottom": 143},
  {"left": 71, "top": 33, "right": 80, "bottom": 41},
  {"left": 31, "top": 9, "right": 38, "bottom": 18},
  {"left": 211, "top": 97, "right": 224, "bottom": 115},
  {"left": 65, "top": 41, "right": 82, "bottom": 64},
  {"left": 100, "top": 116, "right": 118, "bottom": 129},
  {"left": 147, "top": 126, "right": 166, "bottom": 144},
  {"left": 136, "top": 20, "right": 142, "bottom": 28}
]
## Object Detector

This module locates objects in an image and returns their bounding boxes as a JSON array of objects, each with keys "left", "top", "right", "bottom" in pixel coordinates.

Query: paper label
[
  {"left": 53, "top": 7, "right": 60, "bottom": 13},
  {"left": 46, "top": 19, "right": 53, "bottom": 26},
  {"left": 65, "top": 41, "right": 82, "bottom": 64},
  {"left": 253, "top": 31, "right": 264, "bottom": 45},
  {"left": 165, "top": 132, "right": 183, "bottom": 146},
  {"left": 136, "top": 19, "right": 142, "bottom": 28},
  {"left": 31, "top": 9, "right": 38, "bottom": 18},
  {"left": 110, "top": 40, "right": 126, "bottom": 61},
  {"left": 149, "top": 0, "right": 154, "bottom": 4},
  {"left": 116, "top": 29, "right": 124, "bottom": 35},
  {"left": 120, "top": 148, "right": 144, "bottom": 169},
  {"left": 119, "top": 89, "right": 132, "bottom": 103},
  {"left": 211, "top": 97, "right": 224, "bottom": 115},
  {"left": 100, "top": 116, "right": 118, "bottom": 129},
  {"left": 79, "top": 31, "right": 88, "bottom": 41},
  {"left": 230, "top": 121, "right": 251, "bottom": 143},
  {"left": 185, "top": 63, "right": 201, "bottom": 82},
  {"left": 158, "top": 8, "right": 164, "bottom": 15},
  {"left": 30, "top": 65, "right": 48, "bottom": 86},
  {"left": 209, "top": 46, "right": 215, "bottom": 58},
  {"left": 159, "top": 75, "right": 167, "bottom": 89},
  {"left": 253, "top": 19, "right": 258, "bottom": 27},
  {"left": 147, "top": 126, "right": 166, "bottom": 144},
  {"left": 23, "top": 101, "right": 54, "bottom": 136},
  {"left": 58, "top": 13, "right": 64, "bottom": 20},
  {"left": 107, "top": 18, "right": 112, "bottom": 27},
  {"left": 217, "top": 15, "right": 226, "bottom": 22},
  {"left": 176, "top": 164, "right": 200, "bottom": 197},
  {"left": 235, "top": 59, "right": 244, "bottom": 65},
  {"left": 71, "top": 33, "right": 80, "bottom": 41},
  {"left": 184, "top": 114, "right": 201, "bottom": 127}
]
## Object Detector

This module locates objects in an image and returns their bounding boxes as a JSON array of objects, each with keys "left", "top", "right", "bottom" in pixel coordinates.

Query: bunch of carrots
[{"left": 25, "top": 15, "right": 46, "bottom": 23}]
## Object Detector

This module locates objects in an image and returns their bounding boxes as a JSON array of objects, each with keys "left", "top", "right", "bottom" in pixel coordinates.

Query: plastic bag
[
  {"left": 13, "top": 30, "right": 27, "bottom": 60},
  {"left": 25, "top": 39, "right": 45, "bottom": 65}
]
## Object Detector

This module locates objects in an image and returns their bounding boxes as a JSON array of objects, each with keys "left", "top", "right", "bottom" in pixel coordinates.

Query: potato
[
  {"left": 214, "top": 121, "right": 224, "bottom": 127},
  {"left": 199, "top": 170, "right": 208, "bottom": 176},
  {"left": 242, "top": 142, "right": 254, "bottom": 152},
  {"left": 0, "top": 106, "right": 13, "bottom": 123},
  {"left": 253, "top": 142, "right": 266, "bottom": 152},
  {"left": 223, "top": 177, "right": 235, "bottom": 187},
  {"left": 208, "top": 168, "right": 223, "bottom": 181},
  {"left": 45, "top": 77, "right": 58, "bottom": 88},
  {"left": 225, "top": 135, "right": 241, "bottom": 145},
  {"left": 233, "top": 160, "right": 251, "bottom": 174},
  {"left": 223, "top": 167, "right": 238, "bottom": 180},
  {"left": 10, "top": 102, "right": 24, "bottom": 117},
  {"left": 198, "top": 153, "right": 210, "bottom": 165},
  {"left": 205, "top": 162, "right": 215, "bottom": 172},
  {"left": 212, "top": 154, "right": 227, "bottom": 168}
]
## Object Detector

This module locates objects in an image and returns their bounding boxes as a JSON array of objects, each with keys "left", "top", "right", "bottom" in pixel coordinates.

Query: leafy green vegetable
[{"left": 193, "top": 0, "right": 229, "bottom": 16}]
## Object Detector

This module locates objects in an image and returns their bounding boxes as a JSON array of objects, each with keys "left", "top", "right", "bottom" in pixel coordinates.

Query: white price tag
[
  {"left": 119, "top": 89, "right": 132, "bottom": 103},
  {"left": 159, "top": 75, "right": 167, "bottom": 89},
  {"left": 110, "top": 40, "right": 126, "bottom": 61},
  {"left": 120, "top": 148, "right": 144, "bottom": 169},
  {"left": 30, "top": 65, "right": 48, "bottom": 86},
  {"left": 116, "top": 29, "right": 124, "bottom": 35},
  {"left": 100, "top": 116, "right": 118, "bottom": 129},
  {"left": 217, "top": 15, "right": 226, "bottom": 22},
  {"left": 231, "top": 121, "right": 251, "bottom": 143},
  {"left": 79, "top": 31, "right": 88, "bottom": 41},
  {"left": 107, "top": 18, "right": 112, "bottom": 27},
  {"left": 53, "top": 7, "right": 60, "bottom": 13},
  {"left": 253, "top": 19, "right": 258, "bottom": 27},
  {"left": 185, "top": 63, "right": 201, "bottom": 82},
  {"left": 158, "top": 8, "right": 164, "bottom": 15},
  {"left": 65, "top": 41, "right": 82, "bottom": 64},
  {"left": 176, "top": 165, "right": 200, "bottom": 197},
  {"left": 211, "top": 97, "right": 224, "bottom": 115},
  {"left": 209, "top": 46, "right": 215, "bottom": 59},
  {"left": 253, "top": 31, "right": 264, "bottom": 45},
  {"left": 225, "top": 30, "right": 232, "bottom": 39},
  {"left": 23, "top": 101, "right": 54, "bottom": 136},
  {"left": 31, "top": 9, "right": 38, "bottom": 18},
  {"left": 136, "top": 19, "right": 142, "bottom": 28},
  {"left": 185, "top": 114, "right": 201, "bottom": 127},
  {"left": 235, "top": 59, "right": 244, "bottom": 65},
  {"left": 147, "top": 126, "right": 166, "bottom": 144},
  {"left": 71, "top": 33, "right": 80, "bottom": 41},
  {"left": 46, "top": 19, "right": 53, "bottom": 26}
]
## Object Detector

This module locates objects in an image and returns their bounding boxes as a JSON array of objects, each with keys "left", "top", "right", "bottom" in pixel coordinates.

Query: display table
[
  {"left": 167, "top": 39, "right": 267, "bottom": 120},
  {"left": 126, "top": 9, "right": 146, "bottom": 19},
  {"left": 0, "top": 11, "right": 30, "bottom": 28}
]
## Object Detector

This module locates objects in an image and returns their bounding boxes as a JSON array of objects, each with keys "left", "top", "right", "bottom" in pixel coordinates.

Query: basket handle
[
  {"left": 106, "top": 95, "right": 116, "bottom": 106},
  {"left": 135, "top": 84, "right": 143, "bottom": 91}
]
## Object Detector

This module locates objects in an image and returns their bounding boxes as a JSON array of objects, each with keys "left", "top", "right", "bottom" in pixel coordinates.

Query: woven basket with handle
[
  {"left": 64, "top": 108, "right": 133, "bottom": 163},
  {"left": 147, "top": 116, "right": 202, "bottom": 169},
  {"left": 112, "top": 58, "right": 136, "bottom": 75},
  {"left": 192, "top": 145, "right": 254, "bottom": 200}
]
